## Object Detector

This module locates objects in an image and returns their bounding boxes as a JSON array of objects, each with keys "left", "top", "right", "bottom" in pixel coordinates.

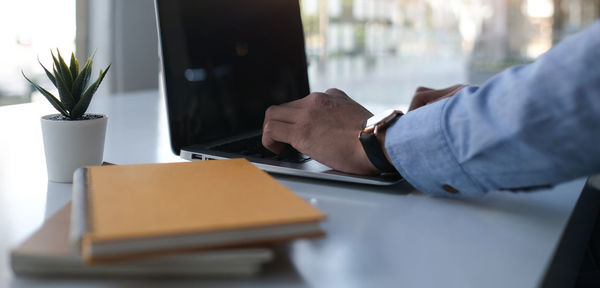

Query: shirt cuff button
[{"left": 443, "top": 185, "right": 459, "bottom": 194}]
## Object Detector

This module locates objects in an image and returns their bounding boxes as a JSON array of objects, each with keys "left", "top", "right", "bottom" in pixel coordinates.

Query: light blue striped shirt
[{"left": 386, "top": 20, "right": 600, "bottom": 197}]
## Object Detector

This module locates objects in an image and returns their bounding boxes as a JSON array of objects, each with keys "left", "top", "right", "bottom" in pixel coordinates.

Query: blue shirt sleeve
[{"left": 385, "top": 20, "right": 600, "bottom": 197}]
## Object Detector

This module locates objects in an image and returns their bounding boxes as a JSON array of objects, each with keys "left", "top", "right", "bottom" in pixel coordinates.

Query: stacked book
[{"left": 11, "top": 159, "right": 325, "bottom": 277}]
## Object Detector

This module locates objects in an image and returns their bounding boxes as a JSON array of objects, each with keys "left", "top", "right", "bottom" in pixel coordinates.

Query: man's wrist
[
  {"left": 359, "top": 110, "right": 402, "bottom": 173},
  {"left": 376, "top": 130, "right": 393, "bottom": 167}
]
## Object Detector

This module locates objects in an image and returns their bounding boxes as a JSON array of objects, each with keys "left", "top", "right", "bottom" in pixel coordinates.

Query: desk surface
[{"left": 0, "top": 90, "right": 590, "bottom": 288}]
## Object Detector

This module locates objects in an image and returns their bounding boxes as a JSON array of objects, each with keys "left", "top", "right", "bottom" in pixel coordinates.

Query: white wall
[{"left": 79, "top": 0, "right": 159, "bottom": 95}]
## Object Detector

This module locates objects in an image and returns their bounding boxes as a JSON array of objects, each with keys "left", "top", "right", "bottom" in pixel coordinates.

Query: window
[
  {"left": 300, "top": 0, "right": 600, "bottom": 111},
  {"left": 1, "top": 0, "right": 598, "bottom": 110},
  {"left": 0, "top": 0, "right": 75, "bottom": 106}
]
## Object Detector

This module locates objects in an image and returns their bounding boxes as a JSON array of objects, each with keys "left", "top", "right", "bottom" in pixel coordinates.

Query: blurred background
[{"left": 0, "top": 0, "right": 598, "bottom": 109}]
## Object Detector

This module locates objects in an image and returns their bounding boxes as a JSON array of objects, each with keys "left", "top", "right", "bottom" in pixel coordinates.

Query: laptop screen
[{"left": 155, "top": 0, "right": 310, "bottom": 154}]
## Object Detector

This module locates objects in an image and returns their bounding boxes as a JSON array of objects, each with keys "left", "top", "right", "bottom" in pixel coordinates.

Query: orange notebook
[{"left": 70, "top": 159, "right": 325, "bottom": 263}]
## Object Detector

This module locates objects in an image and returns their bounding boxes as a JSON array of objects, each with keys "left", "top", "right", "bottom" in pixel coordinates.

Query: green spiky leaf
[
  {"left": 37, "top": 58, "right": 56, "bottom": 88},
  {"left": 70, "top": 64, "right": 110, "bottom": 119},
  {"left": 57, "top": 50, "right": 73, "bottom": 87},
  {"left": 71, "top": 58, "right": 93, "bottom": 103},
  {"left": 69, "top": 53, "right": 79, "bottom": 80},
  {"left": 51, "top": 50, "right": 73, "bottom": 89},
  {"left": 53, "top": 66, "right": 75, "bottom": 111},
  {"left": 22, "top": 71, "right": 69, "bottom": 117}
]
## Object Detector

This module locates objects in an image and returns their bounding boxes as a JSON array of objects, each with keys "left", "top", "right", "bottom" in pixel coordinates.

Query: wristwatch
[{"left": 359, "top": 109, "right": 403, "bottom": 173}]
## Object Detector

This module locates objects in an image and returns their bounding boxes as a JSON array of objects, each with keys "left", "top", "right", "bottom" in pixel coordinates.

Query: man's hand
[
  {"left": 262, "top": 88, "right": 379, "bottom": 175},
  {"left": 409, "top": 84, "right": 467, "bottom": 111}
]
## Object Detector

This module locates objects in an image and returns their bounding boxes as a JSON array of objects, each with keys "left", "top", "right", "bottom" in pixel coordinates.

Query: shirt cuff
[{"left": 385, "top": 97, "right": 486, "bottom": 197}]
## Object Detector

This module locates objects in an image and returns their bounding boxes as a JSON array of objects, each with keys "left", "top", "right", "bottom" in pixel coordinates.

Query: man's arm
[
  {"left": 388, "top": 20, "right": 600, "bottom": 196},
  {"left": 262, "top": 21, "right": 600, "bottom": 196}
]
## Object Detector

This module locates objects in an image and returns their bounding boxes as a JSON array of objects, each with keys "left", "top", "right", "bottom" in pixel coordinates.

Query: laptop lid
[{"left": 155, "top": 0, "right": 310, "bottom": 155}]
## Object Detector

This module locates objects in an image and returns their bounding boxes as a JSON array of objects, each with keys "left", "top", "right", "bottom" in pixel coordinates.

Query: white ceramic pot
[{"left": 41, "top": 114, "right": 108, "bottom": 183}]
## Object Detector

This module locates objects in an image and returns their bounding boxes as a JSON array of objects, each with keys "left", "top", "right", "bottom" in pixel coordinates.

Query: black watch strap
[{"left": 359, "top": 133, "right": 397, "bottom": 173}]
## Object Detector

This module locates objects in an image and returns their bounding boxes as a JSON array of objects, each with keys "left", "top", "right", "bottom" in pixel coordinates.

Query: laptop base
[{"left": 180, "top": 147, "right": 404, "bottom": 186}]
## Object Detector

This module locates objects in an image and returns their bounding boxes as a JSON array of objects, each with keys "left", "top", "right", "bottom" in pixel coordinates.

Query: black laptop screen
[{"left": 155, "top": 0, "right": 310, "bottom": 154}]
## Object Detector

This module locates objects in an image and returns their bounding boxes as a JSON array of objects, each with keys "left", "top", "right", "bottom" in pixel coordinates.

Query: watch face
[{"left": 366, "top": 109, "right": 399, "bottom": 127}]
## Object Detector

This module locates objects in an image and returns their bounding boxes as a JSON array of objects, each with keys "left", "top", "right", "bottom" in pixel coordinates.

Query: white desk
[{"left": 0, "top": 90, "right": 594, "bottom": 288}]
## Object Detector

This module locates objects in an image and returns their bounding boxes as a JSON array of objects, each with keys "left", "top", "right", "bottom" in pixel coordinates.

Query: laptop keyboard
[{"left": 210, "top": 135, "right": 311, "bottom": 164}]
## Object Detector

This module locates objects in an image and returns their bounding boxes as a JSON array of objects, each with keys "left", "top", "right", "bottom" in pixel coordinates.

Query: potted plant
[{"left": 23, "top": 50, "right": 110, "bottom": 182}]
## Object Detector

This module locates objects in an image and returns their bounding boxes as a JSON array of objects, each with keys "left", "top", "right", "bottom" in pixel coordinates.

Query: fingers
[
  {"left": 263, "top": 104, "right": 299, "bottom": 154},
  {"left": 282, "top": 89, "right": 349, "bottom": 109},
  {"left": 409, "top": 84, "right": 467, "bottom": 111},
  {"left": 435, "top": 84, "right": 466, "bottom": 96},
  {"left": 325, "top": 88, "right": 348, "bottom": 97},
  {"left": 415, "top": 86, "right": 434, "bottom": 93},
  {"left": 261, "top": 87, "right": 353, "bottom": 155},
  {"left": 262, "top": 120, "right": 294, "bottom": 154},
  {"left": 447, "top": 84, "right": 467, "bottom": 95},
  {"left": 409, "top": 96, "right": 426, "bottom": 111},
  {"left": 280, "top": 95, "right": 311, "bottom": 108},
  {"left": 264, "top": 104, "right": 301, "bottom": 124},
  {"left": 410, "top": 86, "right": 435, "bottom": 111}
]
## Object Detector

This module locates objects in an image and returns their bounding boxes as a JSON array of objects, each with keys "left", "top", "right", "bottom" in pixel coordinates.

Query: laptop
[{"left": 154, "top": 0, "right": 402, "bottom": 185}]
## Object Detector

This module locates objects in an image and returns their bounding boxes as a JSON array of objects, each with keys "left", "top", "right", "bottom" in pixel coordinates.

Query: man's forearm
[{"left": 384, "top": 20, "right": 600, "bottom": 196}]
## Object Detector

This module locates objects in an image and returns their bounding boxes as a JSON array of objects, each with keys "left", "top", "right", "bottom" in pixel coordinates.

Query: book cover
[{"left": 71, "top": 158, "right": 325, "bottom": 263}]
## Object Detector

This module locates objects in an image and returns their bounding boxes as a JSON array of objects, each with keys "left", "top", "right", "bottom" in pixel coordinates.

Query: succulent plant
[{"left": 22, "top": 49, "right": 111, "bottom": 120}]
